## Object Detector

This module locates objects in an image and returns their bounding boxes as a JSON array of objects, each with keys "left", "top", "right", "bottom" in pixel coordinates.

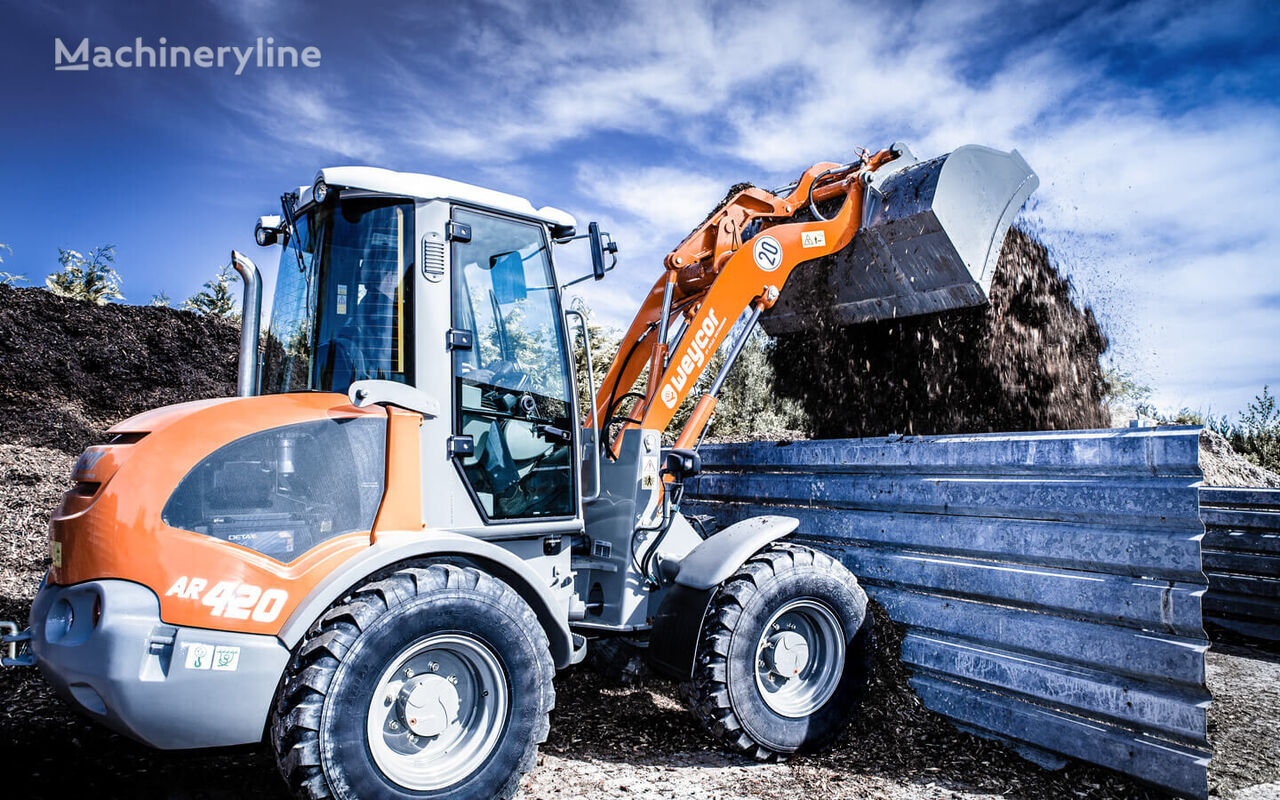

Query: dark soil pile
[
  {"left": 769, "top": 227, "right": 1111, "bottom": 438},
  {"left": 0, "top": 285, "right": 239, "bottom": 454}
]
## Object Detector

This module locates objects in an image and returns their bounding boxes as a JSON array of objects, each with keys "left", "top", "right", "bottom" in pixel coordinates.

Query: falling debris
[{"left": 769, "top": 227, "right": 1111, "bottom": 438}]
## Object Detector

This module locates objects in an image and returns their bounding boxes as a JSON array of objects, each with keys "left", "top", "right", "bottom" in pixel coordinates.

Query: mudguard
[
  {"left": 278, "top": 530, "right": 575, "bottom": 668},
  {"left": 648, "top": 515, "right": 798, "bottom": 679}
]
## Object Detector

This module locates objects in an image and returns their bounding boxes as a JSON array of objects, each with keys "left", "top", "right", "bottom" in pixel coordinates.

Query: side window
[
  {"left": 451, "top": 208, "right": 575, "bottom": 520},
  {"left": 162, "top": 418, "right": 387, "bottom": 563}
]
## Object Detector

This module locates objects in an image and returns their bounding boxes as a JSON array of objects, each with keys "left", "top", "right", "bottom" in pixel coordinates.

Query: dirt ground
[
  {"left": 769, "top": 228, "right": 1111, "bottom": 439},
  {"left": 1, "top": 601, "right": 1277, "bottom": 800}
]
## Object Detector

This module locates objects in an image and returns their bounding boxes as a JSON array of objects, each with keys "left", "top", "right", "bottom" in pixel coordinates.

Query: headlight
[
  {"left": 255, "top": 222, "right": 277, "bottom": 247},
  {"left": 313, "top": 179, "right": 329, "bottom": 204},
  {"left": 45, "top": 598, "right": 74, "bottom": 642}
]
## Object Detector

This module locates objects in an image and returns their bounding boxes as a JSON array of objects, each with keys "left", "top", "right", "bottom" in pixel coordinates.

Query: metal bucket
[{"left": 761, "top": 145, "right": 1038, "bottom": 335}]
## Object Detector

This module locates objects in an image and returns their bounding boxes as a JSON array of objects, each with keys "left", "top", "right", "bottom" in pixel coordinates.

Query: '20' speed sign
[{"left": 752, "top": 235, "right": 782, "bottom": 272}]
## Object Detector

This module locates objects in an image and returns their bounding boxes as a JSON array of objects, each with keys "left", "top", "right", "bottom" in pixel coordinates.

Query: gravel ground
[
  {"left": 1199, "top": 430, "right": 1280, "bottom": 488},
  {"left": 1, "top": 620, "right": 1277, "bottom": 799}
]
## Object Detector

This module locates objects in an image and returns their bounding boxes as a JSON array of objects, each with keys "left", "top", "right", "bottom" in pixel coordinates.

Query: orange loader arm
[{"left": 593, "top": 147, "right": 899, "bottom": 456}]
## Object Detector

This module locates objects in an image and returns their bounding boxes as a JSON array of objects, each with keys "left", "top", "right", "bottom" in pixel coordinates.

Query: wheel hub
[
  {"left": 753, "top": 599, "right": 846, "bottom": 718},
  {"left": 764, "top": 630, "right": 810, "bottom": 678},
  {"left": 365, "top": 633, "right": 509, "bottom": 791},
  {"left": 397, "top": 674, "right": 461, "bottom": 737}
]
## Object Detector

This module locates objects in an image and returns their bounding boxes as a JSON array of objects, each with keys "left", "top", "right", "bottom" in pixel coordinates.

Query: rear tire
[
  {"left": 271, "top": 563, "right": 554, "bottom": 800},
  {"left": 684, "top": 543, "right": 871, "bottom": 759}
]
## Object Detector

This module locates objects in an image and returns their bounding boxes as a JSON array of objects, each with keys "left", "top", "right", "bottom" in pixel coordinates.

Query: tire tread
[
  {"left": 271, "top": 562, "right": 555, "bottom": 800},
  {"left": 683, "top": 542, "right": 867, "bottom": 761}
]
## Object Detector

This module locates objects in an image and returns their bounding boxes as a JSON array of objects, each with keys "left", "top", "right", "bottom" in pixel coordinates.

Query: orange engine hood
[{"left": 50, "top": 392, "right": 388, "bottom": 636}]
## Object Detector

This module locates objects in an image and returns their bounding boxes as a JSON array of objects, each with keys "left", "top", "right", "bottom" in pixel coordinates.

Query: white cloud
[
  {"left": 575, "top": 164, "right": 727, "bottom": 241},
  {"left": 214, "top": 0, "right": 1278, "bottom": 416}
]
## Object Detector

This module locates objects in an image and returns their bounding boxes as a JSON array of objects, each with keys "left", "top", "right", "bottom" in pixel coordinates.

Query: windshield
[{"left": 261, "top": 196, "right": 415, "bottom": 395}]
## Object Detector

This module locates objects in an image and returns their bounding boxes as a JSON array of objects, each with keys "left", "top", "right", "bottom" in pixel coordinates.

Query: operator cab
[{"left": 252, "top": 167, "right": 613, "bottom": 526}]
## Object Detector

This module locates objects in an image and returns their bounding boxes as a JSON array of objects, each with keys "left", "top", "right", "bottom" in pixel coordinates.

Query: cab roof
[{"left": 298, "top": 166, "right": 576, "bottom": 229}]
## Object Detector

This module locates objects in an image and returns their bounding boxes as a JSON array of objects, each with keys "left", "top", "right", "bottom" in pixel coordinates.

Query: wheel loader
[{"left": 2, "top": 143, "right": 1036, "bottom": 798}]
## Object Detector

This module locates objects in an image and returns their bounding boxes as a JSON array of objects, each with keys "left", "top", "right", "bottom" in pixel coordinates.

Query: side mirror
[
  {"left": 255, "top": 215, "right": 286, "bottom": 247},
  {"left": 662, "top": 448, "right": 701, "bottom": 480},
  {"left": 588, "top": 221, "right": 618, "bottom": 281}
]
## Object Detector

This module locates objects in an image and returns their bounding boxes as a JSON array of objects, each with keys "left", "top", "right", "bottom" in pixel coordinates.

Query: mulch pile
[
  {"left": 0, "top": 284, "right": 238, "bottom": 454},
  {"left": 769, "top": 227, "right": 1111, "bottom": 437}
]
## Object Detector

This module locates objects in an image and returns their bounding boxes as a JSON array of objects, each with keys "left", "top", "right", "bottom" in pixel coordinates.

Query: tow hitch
[{"left": 1, "top": 621, "right": 35, "bottom": 667}]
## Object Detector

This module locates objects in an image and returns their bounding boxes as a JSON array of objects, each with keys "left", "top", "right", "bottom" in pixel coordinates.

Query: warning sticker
[
  {"left": 641, "top": 456, "right": 658, "bottom": 490},
  {"left": 212, "top": 645, "right": 241, "bottom": 671},
  {"left": 336, "top": 284, "right": 348, "bottom": 315},
  {"left": 184, "top": 643, "right": 241, "bottom": 671},
  {"left": 801, "top": 230, "right": 826, "bottom": 248},
  {"left": 50, "top": 540, "right": 62, "bottom": 569},
  {"left": 185, "top": 642, "right": 214, "bottom": 670}
]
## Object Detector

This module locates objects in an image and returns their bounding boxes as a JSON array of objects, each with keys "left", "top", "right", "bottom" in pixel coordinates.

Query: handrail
[{"left": 565, "top": 307, "right": 601, "bottom": 504}]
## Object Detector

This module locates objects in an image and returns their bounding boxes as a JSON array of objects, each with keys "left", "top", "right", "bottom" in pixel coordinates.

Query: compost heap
[
  {"left": 769, "top": 226, "right": 1112, "bottom": 438},
  {"left": 0, "top": 284, "right": 239, "bottom": 454}
]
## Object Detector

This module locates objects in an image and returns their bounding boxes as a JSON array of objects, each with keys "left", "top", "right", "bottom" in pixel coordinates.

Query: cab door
[{"left": 449, "top": 207, "right": 577, "bottom": 522}]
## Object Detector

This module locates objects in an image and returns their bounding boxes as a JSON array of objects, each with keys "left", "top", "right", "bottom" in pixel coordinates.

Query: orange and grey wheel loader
[{"left": 2, "top": 144, "right": 1036, "bottom": 799}]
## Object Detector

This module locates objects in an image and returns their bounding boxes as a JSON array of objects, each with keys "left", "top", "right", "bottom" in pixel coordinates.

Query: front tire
[
  {"left": 271, "top": 563, "right": 554, "bottom": 800},
  {"left": 685, "top": 543, "right": 871, "bottom": 759}
]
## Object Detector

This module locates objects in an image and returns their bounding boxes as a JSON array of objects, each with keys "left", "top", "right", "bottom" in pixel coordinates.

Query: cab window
[{"left": 450, "top": 208, "right": 574, "bottom": 520}]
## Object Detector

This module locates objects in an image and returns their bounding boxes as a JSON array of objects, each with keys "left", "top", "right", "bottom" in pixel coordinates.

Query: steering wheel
[
  {"left": 327, "top": 336, "right": 367, "bottom": 388},
  {"left": 489, "top": 360, "right": 530, "bottom": 393}
]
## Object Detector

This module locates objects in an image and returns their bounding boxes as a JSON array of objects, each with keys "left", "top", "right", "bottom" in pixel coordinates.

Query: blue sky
[{"left": 1, "top": 0, "right": 1277, "bottom": 416}]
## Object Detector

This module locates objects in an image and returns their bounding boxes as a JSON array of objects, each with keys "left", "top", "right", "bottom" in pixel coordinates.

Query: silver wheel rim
[
  {"left": 365, "top": 633, "right": 509, "bottom": 790},
  {"left": 753, "top": 599, "right": 845, "bottom": 718}
]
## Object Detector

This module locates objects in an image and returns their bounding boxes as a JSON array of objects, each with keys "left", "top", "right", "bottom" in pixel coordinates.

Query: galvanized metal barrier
[
  {"left": 1200, "top": 486, "right": 1280, "bottom": 642},
  {"left": 683, "top": 426, "right": 1211, "bottom": 799}
]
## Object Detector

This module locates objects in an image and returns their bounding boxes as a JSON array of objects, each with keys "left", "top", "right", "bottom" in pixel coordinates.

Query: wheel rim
[
  {"left": 365, "top": 633, "right": 510, "bottom": 790},
  {"left": 753, "top": 599, "right": 845, "bottom": 718}
]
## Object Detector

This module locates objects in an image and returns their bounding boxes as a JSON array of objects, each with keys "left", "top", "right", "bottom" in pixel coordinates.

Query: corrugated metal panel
[
  {"left": 683, "top": 426, "right": 1211, "bottom": 799},
  {"left": 1200, "top": 486, "right": 1280, "bottom": 641}
]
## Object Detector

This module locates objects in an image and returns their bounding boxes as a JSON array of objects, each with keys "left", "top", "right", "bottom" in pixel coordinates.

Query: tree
[
  {"left": 569, "top": 308, "right": 623, "bottom": 421},
  {"left": 0, "top": 243, "right": 24, "bottom": 286},
  {"left": 46, "top": 245, "right": 123, "bottom": 304},
  {"left": 1231, "top": 386, "right": 1280, "bottom": 473},
  {"left": 579, "top": 308, "right": 810, "bottom": 447},
  {"left": 150, "top": 291, "right": 172, "bottom": 307},
  {"left": 182, "top": 264, "right": 239, "bottom": 318},
  {"left": 0, "top": 243, "right": 21, "bottom": 286},
  {"left": 1102, "top": 366, "right": 1152, "bottom": 424}
]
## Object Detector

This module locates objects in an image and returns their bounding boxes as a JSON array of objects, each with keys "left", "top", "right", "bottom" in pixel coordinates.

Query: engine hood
[{"left": 49, "top": 392, "right": 387, "bottom": 636}]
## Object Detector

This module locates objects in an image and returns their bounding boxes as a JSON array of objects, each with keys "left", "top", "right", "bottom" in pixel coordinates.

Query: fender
[
  {"left": 648, "top": 515, "right": 798, "bottom": 679},
  {"left": 278, "top": 530, "right": 575, "bottom": 668}
]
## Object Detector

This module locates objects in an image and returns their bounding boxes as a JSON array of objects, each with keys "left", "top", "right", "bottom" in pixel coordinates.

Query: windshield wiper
[{"left": 280, "top": 191, "right": 307, "bottom": 274}]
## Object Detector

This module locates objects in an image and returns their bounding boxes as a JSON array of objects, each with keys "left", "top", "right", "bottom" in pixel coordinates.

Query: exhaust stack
[{"left": 230, "top": 250, "right": 262, "bottom": 397}]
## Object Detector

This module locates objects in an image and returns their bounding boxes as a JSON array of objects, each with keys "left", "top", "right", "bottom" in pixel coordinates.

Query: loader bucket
[{"left": 760, "top": 145, "right": 1038, "bottom": 335}]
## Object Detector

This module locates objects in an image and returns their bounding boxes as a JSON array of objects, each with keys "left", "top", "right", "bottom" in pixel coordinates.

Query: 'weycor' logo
[{"left": 660, "top": 308, "right": 726, "bottom": 408}]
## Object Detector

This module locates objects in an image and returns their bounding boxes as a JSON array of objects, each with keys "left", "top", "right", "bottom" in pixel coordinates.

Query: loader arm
[{"left": 594, "top": 148, "right": 900, "bottom": 455}]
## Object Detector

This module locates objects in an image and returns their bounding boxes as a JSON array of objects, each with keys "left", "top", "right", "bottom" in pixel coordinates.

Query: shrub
[
  {"left": 1231, "top": 387, "right": 1280, "bottom": 473},
  {"left": 46, "top": 245, "right": 123, "bottom": 304},
  {"left": 182, "top": 264, "right": 239, "bottom": 318}
]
